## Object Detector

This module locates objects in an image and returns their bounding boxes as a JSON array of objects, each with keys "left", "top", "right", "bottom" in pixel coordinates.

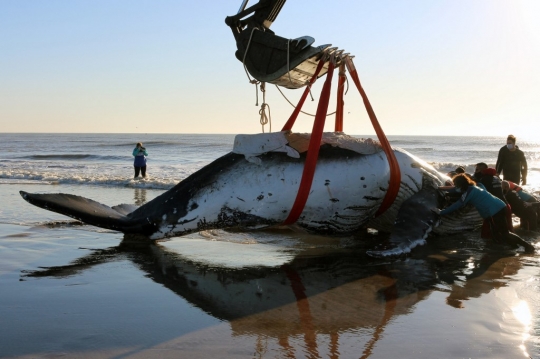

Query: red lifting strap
[
  {"left": 345, "top": 58, "right": 401, "bottom": 217},
  {"left": 282, "top": 59, "right": 326, "bottom": 132},
  {"left": 283, "top": 61, "right": 336, "bottom": 225}
]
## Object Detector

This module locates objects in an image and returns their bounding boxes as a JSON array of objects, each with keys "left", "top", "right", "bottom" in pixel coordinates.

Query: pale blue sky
[{"left": 1, "top": 0, "right": 539, "bottom": 136}]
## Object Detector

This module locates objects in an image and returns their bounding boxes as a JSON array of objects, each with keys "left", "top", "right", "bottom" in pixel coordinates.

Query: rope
[
  {"left": 242, "top": 27, "right": 259, "bottom": 84},
  {"left": 242, "top": 27, "right": 263, "bottom": 106},
  {"left": 240, "top": 30, "right": 271, "bottom": 130},
  {"left": 281, "top": 58, "right": 326, "bottom": 131},
  {"left": 259, "top": 82, "right": 271, "bottom": 132},
  {"left": 275, "top": 84, "right": 337, "bottom": 117},
  {"left": 259, "top": 104, "right": 271, "bottom": 132}
]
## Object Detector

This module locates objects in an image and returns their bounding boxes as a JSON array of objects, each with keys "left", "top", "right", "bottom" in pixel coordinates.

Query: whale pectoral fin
[
  {"left": 367, "top": 186, "right": 441, "bottom": 258},
  {"left": 19, "top": 191, "right": 137, "bottom": 232}
]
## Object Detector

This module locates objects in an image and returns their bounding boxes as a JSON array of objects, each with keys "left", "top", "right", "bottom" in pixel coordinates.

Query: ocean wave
[
  {"left": 388, "top": 140, "right": 432, "bottom": 145},
  {"left": 100, "top": 137, "right": 235, "bottom": 148},
  {"left": 429, "top": 162, "right": 489, "bottom": 174},
  {"left": 18, "top": 154, "right": 128, "bottom": 161},
  {"left": 0, "top": 171, "right": 178, "bottom": 190},
  {"left": 103, "top": 141, "right": 187, "bottom": 147},
  {"left": 0, "top": 178, "right": 57, "bottom": 185},
  {"left": 46, "top": 165, "right": 87, "bottom": 169},
  {"left": 404, "top": 147, "right": 434, "bottom": 152}
]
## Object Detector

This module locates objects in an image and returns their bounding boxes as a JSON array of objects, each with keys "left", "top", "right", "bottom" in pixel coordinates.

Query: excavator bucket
[
  {"left": 235, "top": 30, "right": 331, "bottom": 89},
  {"left": 226, "top": 0, "right": 331, "bottom": 89}
]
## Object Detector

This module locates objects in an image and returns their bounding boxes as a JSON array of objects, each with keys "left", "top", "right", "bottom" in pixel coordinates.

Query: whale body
[{"left": 19, "top": 133, "right": 482, "bottom": 257}]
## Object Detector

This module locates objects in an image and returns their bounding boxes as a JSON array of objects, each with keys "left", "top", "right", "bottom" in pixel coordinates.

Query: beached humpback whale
[{"left": 19, "top": 132, "right": 482, "bottom": 257}]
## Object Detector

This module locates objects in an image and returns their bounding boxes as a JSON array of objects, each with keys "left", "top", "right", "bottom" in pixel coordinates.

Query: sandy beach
[{"left": 1, "top": 181, "right": 539, "bottom": 358}]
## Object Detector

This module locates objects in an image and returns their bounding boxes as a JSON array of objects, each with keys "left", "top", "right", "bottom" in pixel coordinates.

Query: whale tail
[{"left": 19, "top": 191, "right": 152, "bottom": 234}]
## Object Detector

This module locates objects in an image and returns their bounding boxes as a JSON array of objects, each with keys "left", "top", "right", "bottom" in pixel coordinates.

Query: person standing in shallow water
[
  {"left": 496, "top": 134, "right": 527, "bottom": 185},
  {"left": 132, "top": 142, "right": 148, "bottom": 179}
]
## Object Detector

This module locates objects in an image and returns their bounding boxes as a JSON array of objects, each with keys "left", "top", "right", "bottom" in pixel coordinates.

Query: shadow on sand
[{"left": 20, "top": 230, "right": 529, "bottom": 358}]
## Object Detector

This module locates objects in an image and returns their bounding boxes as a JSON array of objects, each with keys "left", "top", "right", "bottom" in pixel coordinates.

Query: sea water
[
  {"left": 1, "top": 133, "right": 236, "bottom": 190},
  {"left": 3, "top": 133, "right": 540, "bottom": 189}
]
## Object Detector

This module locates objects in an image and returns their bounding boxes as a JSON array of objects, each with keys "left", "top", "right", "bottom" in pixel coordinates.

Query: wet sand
[{"left": 1, "top": 183, "right": 539, "bottom": 358}]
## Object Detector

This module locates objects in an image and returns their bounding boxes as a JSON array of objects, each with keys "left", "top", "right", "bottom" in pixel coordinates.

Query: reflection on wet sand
[
  {"left": 21, "top": 236, "right": 525, "bottom": 357},
  {"left": 134, "top": 188, "right": 147, "bottom": 206},
  {"left": 445, "top": 252, "right": 521, "bottom": 308}
]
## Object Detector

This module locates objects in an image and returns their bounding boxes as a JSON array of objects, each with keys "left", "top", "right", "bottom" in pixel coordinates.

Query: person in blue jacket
[
  {"left": 132, "top": 142, "right": 148, "bottom": 179},
  {"left": 432, "top": 173, "right": 535, "bottom": 252}
]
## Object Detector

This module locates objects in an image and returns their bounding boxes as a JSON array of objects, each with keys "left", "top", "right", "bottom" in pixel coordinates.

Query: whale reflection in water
[{"left": 21, "top": 231, "right": 524, "bottom": 357}]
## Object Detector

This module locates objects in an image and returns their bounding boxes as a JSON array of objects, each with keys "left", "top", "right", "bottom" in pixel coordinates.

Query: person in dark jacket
[
  {"left": 503, "top": 187, "right": 537, "bottom": 231},
  {"left": 502, "top": 180, "right": 540, "bottom": 228},
  {"left": 472, "top": 163, "right": 512, "bottom": 239},
  {"left": 132, "top": 142, "right": 148, "bottom": 179},
  {"left": 496, "top": 134, "right": 527, "bottom": 185},
  {"left": 472, "top": 163, "right": 506, "bottom": 203},
  {"left": 502, "top": 180, "right": 538, "bottom": 203}
]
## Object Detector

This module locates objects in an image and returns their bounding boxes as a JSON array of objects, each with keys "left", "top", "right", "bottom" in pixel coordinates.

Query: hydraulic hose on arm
[
  {"left": 335, "top": 63, "right": 346, "bottom": 132},
  {"left": 344, "top": 57, "right": 401, "bottom": 217}
]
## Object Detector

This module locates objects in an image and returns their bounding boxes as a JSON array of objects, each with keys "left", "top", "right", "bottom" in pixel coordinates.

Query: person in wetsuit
[
  {"left": 432, "top": 174, "right": 534, "bottom": 252},
  {"left": 496, "top": 134, "right": 527, "bottom": 185}
]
